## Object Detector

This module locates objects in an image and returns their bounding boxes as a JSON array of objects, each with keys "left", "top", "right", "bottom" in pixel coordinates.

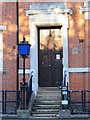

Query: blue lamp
[
  {"left": 18, "top": 36, "right": 31, "bottom": 109},
  {"left": 18, "top": 36, "right": 31, "bottom": 87},
  {"left": 18, "top": 36, "right": 31, "bottom": 57}
]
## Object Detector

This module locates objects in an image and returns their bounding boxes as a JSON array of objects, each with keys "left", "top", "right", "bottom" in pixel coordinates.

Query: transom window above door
[{"left": 40, "top": 28, "right": 63, "bottom": 51}]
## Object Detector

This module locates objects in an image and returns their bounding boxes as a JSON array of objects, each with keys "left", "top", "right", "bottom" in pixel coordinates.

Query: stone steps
[{"left": 31, "top": 87, "right": 61, "bottom": 118}]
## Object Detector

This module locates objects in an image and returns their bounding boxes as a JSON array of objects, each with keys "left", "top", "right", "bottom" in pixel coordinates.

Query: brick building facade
[{"left": 0, "top": 1, "right": 90, "bottom": 94}]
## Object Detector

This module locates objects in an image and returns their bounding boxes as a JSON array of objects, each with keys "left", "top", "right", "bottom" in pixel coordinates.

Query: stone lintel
[
  {"left": 26, "top": 8, "right": 72, "bottom": 16},
  {"left": 80, "top": 6, "right": 90, "bottom": 13}
]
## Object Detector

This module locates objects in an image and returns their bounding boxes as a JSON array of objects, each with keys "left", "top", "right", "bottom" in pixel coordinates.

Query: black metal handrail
[
  {"left": 27, "top": 73, "right": 33, "bottom": 105},
  {"left": 63, "top": 71, "right": 67, "bottom": 86}
]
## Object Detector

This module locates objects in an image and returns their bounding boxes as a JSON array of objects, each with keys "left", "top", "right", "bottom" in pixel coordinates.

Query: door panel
[
  {"left": 39, "top": 50, "right": 51, "bottom": 87},
  {"left": 39, "top": 28, "right": 63, "bottom": 87}
]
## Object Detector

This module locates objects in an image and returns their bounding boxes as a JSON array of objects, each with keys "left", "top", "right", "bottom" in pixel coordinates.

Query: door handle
[
  {"left": 49, "top": 64, "right": 51, "bottom": 66},
  {"left": 42, "top": 62, "right": 45, "bottom": 64}
]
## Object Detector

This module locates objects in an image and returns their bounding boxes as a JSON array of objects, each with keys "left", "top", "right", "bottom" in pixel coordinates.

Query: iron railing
[
  {"left": 0, "top": 90, "right": 20, "bottom": 114},
  {"left": 69, "top": 90, "right": 90, "bottom": 114},
  {"left": 61, "top": 72, "right": 90, "bottom": 114},
  {"left": 0, "top": 74, "right": 33, "bottom": 114}
]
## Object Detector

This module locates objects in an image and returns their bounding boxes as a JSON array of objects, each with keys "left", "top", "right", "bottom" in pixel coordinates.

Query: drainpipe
[{"left": 16, "top": 0, "right": 19, "bottom": 91}]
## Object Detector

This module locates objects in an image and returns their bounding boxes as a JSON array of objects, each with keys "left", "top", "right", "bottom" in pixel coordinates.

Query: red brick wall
[
  {"left": 85, "top": 20, "right": 90, "bottom": 90},
  {"left": 2, "top": 2, "right": 17, "bottom": 90},
  {"left": 18, "top": 2, "right": 30, "bottom": 42},
  {"left": 67, "top": 2, "right": 90, "bottom": 90},
  {"left": 2, "top": 2, "right": 30, "bottom": 90},
  {"left": 70, "top": 73, "right": 85, "bottom": 90},
  {"left": 68, "top": 2, "right": 85, "bottom": 68},
  {"left": 85, "top": 20, "right": 90, "bottom": 67}
]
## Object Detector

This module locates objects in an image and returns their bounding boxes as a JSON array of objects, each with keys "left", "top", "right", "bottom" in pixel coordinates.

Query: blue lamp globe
[{"left": 18, "top": 36, "right": 31, "bottom": 56}]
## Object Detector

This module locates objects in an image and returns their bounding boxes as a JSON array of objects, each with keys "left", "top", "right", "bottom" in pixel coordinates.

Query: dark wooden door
[{"left": 38, "top": 28, "right": 63, "bottom": 87}]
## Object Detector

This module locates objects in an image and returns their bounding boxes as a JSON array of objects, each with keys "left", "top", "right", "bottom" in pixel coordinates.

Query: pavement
[
  {"left": 1, "top": 118, "right": 90, "bottom": 120},
  {"left": 1, "top": 117, "right": 90, "bottom": 120},
  {"left": 1, "top": 114, "right": 90, "bottom": 120}
]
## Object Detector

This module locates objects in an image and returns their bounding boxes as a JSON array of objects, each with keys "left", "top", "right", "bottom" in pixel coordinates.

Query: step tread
[
  {"left": 38, "top": 87, "right": 59, "bottom": 89},
  {"left": 38, "top": 90, "right": 60, "bottom": 93},
  {"left": 37, "top": 94, "right": 60, "bottom": 96},
  {"left": 30, "top": 116, "right": 59, "bottom": 119},
  {"left": 36, "top": 98, "right": 61, "bottom": 101},
  {"left": 32, "top": 113, "right": 58, "bottom": 117},
  {"left": 32, "top": 105, "right": 61, "bottom": 110},
  {"left": 34, "top": 104, "right": 60, "bottom": 106},
  {"left": 34, "top": 101, "right": 61, "bottom": 105},
  {"left": 32, "top": 111, "right": 59, "bottom": 114},
  {"left": 35, "top": 101, "right": 61, "bottom": 104},
  {"left": 32, "top": 109, "right": 59, "bottom": 112}
]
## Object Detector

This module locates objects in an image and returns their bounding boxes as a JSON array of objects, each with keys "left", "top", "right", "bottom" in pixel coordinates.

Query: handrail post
[
  {"left": 59, "top": 72, "right": 70, "bottom": 118},
  {"left": 61, "top": 71, "right": 69, "bottom": 109},
  {"left": 61, "top": 84, "right": 69, "bottom": 109}
]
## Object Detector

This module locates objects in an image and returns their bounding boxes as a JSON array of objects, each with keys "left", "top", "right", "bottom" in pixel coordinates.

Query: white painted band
[
  {"left": 64, "top": 67, "right": 90, "bottom": 73},
  {"left": 0, "top": 26, "right": 6, "bottom": 31},
  {"left": 18, "top": 68, "right": 30, "bottom": 74},
  {"left": 18, "top": 67, "right": 90, "bottom": 74}
]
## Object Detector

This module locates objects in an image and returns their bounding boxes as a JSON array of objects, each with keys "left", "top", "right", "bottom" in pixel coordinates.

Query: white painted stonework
[
  {"left": 26, "top": 3, "right": 72, "bottom": 95},
  {"left": 0, "top": 26, "right": 6, "bottom": 31},
  {"left": 80, "top": 2, "right": 90, "bottom": 19},
  {"left": 0, "top": 26, "right": 6, "bottom": 72},
  {"left": 18, "top": 68, "right": 30, "bottom": 74},
  {"left": 0, "top": 25, "right": 6, "bottom": 93},
  {"left": 0, "top": 31, "right": 3, "bottom": 72},
  {"left": 67, "top": 67, "right": 90, "bottom": 73}
]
